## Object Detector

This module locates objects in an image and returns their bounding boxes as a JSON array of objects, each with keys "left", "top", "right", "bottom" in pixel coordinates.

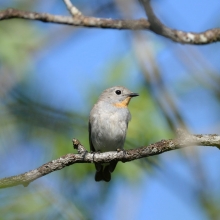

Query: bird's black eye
[{"left": 115, "top": 90, "right": 121, "bottom": 95}]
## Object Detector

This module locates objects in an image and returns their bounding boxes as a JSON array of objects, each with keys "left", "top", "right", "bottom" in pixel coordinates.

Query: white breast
[{"left": 90, "top": 105, "right": 130, "bottom": 152}]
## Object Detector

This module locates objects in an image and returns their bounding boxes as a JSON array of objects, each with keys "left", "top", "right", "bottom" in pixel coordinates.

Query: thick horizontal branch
[
  {"left": 0, "top": 8, "right": 150, "bottom": 29},
  {"left": 0, "top": 131, "right": 219, "bottom": 189},
  {"left": 0, "top": 7, "right": 220, "bottom": 44}
]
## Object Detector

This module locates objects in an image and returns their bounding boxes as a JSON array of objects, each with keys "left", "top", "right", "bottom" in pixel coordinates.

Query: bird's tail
[{"left": 94, "top": 161, "right": 118, "bottom": 182}]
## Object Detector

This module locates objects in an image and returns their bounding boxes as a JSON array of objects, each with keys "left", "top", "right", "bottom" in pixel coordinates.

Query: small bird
[{"left": 89, "top": 86, "right": 139, "bottom": 182}]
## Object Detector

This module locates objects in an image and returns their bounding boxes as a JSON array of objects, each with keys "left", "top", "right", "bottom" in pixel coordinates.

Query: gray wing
[
  {"left": 88, "top": 120, "right": 95, "bottom": 152},
  {"left": 126, "top": 111, "right": 131, "bottom": 127}
]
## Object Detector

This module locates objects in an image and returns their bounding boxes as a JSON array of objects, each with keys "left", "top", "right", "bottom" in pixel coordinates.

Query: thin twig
[{"left": 63, "top": 0, "right": 82, "bottom": 16}]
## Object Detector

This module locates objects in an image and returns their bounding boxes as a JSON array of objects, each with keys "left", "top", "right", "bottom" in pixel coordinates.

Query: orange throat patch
[{"left": 114, "top": 97, "right": 131, "bottom": 108}]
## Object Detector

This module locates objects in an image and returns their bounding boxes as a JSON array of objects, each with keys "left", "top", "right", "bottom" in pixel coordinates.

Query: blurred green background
[{"left": 1, "top": 0, "right": 220, "bottom": 219}]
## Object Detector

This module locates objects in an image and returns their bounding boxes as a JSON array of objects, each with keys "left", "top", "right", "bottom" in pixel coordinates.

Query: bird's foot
[{"left": 117, "top": 148, "right": 126, "bottom": 155}]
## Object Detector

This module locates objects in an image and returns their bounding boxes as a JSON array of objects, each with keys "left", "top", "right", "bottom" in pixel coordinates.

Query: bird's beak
[
  {"left": 115, "top": 92, "right": 139, "bottom": 108},
  {"left": 128, "top": 92, "right": 139, "bottom": 97}
]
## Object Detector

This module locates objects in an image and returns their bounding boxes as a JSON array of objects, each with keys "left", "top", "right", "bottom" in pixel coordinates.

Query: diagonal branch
[
  {"left": 139, "top": 0, "right": 220, "bottom": 44},
  {"left": 0, "top": 131, "right": 219, "bottom": 189},
  {"left": 63, "top": 0, "right": 82, "bottom": 16}
]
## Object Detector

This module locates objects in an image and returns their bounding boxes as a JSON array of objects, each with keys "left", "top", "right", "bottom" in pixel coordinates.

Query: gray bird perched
[{"left": 89, "top": 86, "right": 139, "bottom": 182}]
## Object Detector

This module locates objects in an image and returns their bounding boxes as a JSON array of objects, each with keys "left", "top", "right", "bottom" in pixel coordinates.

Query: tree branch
[
  {"left": 139, "top": 0, "right": 220, "bottom": 44},
  {"left": 0, "top": 131, "right": 219, "bottom": 189},
  {"left": 63, "top": 0, "right": 82, "bottom": 17},
  {"left": 0, "top": 8, "right": 150, "bottom": 29},
  {"left": 0, "top": 3, "right": 220, "bottom": 44}
]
